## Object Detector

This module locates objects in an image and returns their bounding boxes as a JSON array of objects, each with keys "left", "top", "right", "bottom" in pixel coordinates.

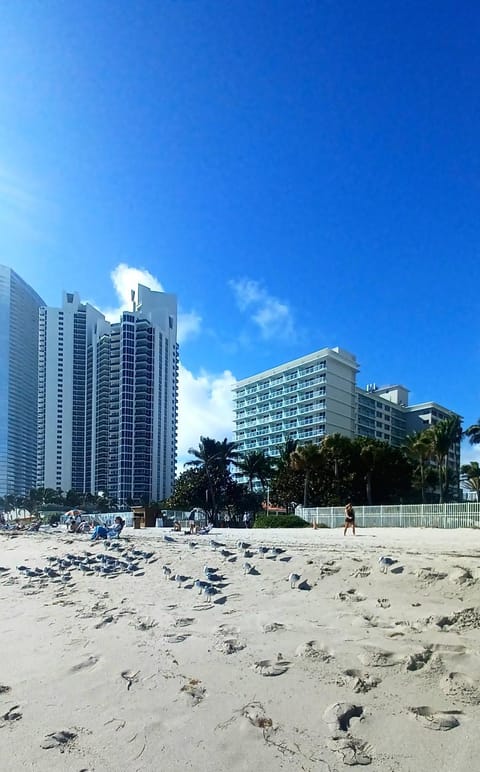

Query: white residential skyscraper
[
  {"left": 37, "top": 284, "right": 178, "bottom": 504},
  {"left": 0, "top": 266, "right": 45, "bottom": 497},
  {"left": 37, "top": 292, "right": 110, "bottom": 494}
]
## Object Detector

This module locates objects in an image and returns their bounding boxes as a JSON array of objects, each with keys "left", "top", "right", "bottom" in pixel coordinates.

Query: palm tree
[
  {"left": 428, "top": 416, "right": 462, "bottom": 503},
  {"left": 403, "top": 431, "right": 433, "bottom": 503},
  {"left": 460, "top": 461, "right": 480, "bottom": 501},
  {"left": 465, "top": 419, "right": 480, "bottom": 446},
  {"left": 290, "top": 443, "right": 323, "bottom": 507},
  {"left": 321, "top": 433, "right": 354, "bottom": 503},
  {"left": 186, "top": 437, "right": 238, "bottom": 518},
  {"left": 356, "top": 438, "right": 381, "bottom": 506},
  {"left": 235, "top": 450, "right": 273, "bottom": 493},
  {"left": 274, "top": 437, "right": 298, "bottom": 471}
]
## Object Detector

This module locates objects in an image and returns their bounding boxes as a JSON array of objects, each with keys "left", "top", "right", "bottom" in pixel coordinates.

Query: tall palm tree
[
  {"left": 290, "top": 443, "right": 323, "bottom": 507},
  {"left": 465, "top": 419, "right": 480, "bottom": 446},
  {"left": 356, "top": 437, "right": 381, "bottom": 506},
  {"left": 186, "top": 436, "right": 238, "bottom": 517},
  {"left": 460, "top": 461, "right": 480, "bottom": 502},
  {"left": 274, "top": 436, "right": 298, "bottom": 471},
  {"left": 321, "top": 433, "right": 354, "bottom": 503},
  {"left": 235, "top": 450, "right": 273, "bottom": 493},
  {"left": 403, "top": 431, "right": 433, "bottom": 503},
  {"left": 428, "top": 416, "right": 462, "bottom": 503}
]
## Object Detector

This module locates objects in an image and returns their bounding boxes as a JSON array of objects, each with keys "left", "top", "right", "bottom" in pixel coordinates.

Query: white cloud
[
  {"left": 229, "top": 278, "right": 295, "bottom": 340},
  {"left": 177, "top": 310, "right": 202, "bottom": 345},
  {"left": 98, "top": 262, "right": 201, "bottom": 343},
  {"left": 177, "top": 363, "right": 236, "bottom": 469}
]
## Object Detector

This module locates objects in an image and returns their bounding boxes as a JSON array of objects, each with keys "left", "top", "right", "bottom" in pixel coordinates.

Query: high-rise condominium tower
[
  {"left": 38, "top": 284, "right": 178, "bottom": 504},
  {"left": 104, "top": 285, "right": 178, "bottom": 504},
  {"left": 37, "top": 292, "right": 110, "bottom": 493},
  {"left": 0, "top": 265, "right": 45, "bottom": 497}
]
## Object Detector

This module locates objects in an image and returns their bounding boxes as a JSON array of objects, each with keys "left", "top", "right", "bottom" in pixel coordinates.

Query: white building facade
[
  {"left": 37, "top": 292, "right": 110, "bottom": 494},
  {"left": 37, "top": 284, "right": 178, "bottom": 504},
  {"left": 234, "top": 347, "right": 359, "bottom": 458},
  {"left": 233, "top": 347, "right": 461, "bottom": 479}
]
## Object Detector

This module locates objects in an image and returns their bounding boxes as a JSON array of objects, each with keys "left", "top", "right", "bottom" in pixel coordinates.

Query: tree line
[
  {"left": 165, "top": 415, "right": 466, "bottom": 523},
  {"left": 3, "top": 414, "right": 477, "bottom": 521}
]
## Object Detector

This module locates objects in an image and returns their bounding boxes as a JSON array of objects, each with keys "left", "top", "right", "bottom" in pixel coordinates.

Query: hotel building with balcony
[{"left": 233, "top": 347, "right": 460, "bottom": 474}]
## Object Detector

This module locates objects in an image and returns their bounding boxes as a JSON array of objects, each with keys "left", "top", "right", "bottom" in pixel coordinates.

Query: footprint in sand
[
  {"left": 408, "top": 706, "right": 461, "bottom": 731},
  {"left": 323, "top": 702, "right": 364, "bottom": 737},
  {"left": 262, "top": 622, "right": 285, "bottom": 633},
  {"left": 174, "top": 617, "right": 195, "bottom": 628},
  {"left": 416, "top": 568, "right": 448, "bottom": 584},
  {"left": 441, "top": 672, "right": 480, "bottom": 704},
  {"left": 94, "top": 615, "right": 116, "bottom": 629},
  {"left": 135, "top": 616, "right": 158, "bottom": 631},
  {"left": 405, "top": 648, "right": 433, "bottom": 671},
  {"left": 181, "top": 678, "right": 206, "bottom": 705},
  {"left": 334, "top": 737, "right": 373, "bottom": 766},
  {"left": 121, "top": 670, "right": 139, "bottom": 690},
  {"left": 340, "top": 669, "right": 380, "bottom": 693},
  {"left": 41, "top": 729, "right": 77, "bottom": 749},
  {"left": 351, "top": 566, "right": 371, "bottom": 578},
  {"left": 241, "top": 701, "right": 273, "bottom": 731},
  {"left": 70, "top": 656, "right": 99, "bottom": 673},
  {"left": 376, "top": 598, "right": 391, "bottom": 609},
  {"left": 1, "top": 705, "right": 22, "bottom": 723},
  {"left": 432, "top": 608, "right": 480, "bottom": 632},
  {"left": 449, "top": 567, "right": 475, "bottom": 586},
  {"left": 323, "top": 703, "right": 373, "bottom": 765},
  {"left": 164, "top": 633, "right": 190, "bottom": 643},
  {"left": 319, "top": 564, "right": 341, "bottom": 577},
  {"left": 252, "top": 658, "right": 289, "bottom": 676},
  {"left": 337, "top": 589, "right": 366, "bottom": 602},
  {"left": 216, "top": 624, "right": 240, "bottom": 637},
  {"left": 215, "top": 637, "right": 246, "bottom": 654},
  {"left": 295, "top": 640, "right": 333, "bottom": 662},
  {"left": 358, "top": 647, "right": 402, "bottom": 668}
]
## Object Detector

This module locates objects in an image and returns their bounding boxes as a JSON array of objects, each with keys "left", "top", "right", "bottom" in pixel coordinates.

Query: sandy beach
[{"left": 1, "top": 526, "right": 479, "bottom": 771}]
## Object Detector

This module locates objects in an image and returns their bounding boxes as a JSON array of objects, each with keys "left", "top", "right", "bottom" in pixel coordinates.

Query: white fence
[{"left": 298, "top": 503, "right": 480, "bottom": 529}]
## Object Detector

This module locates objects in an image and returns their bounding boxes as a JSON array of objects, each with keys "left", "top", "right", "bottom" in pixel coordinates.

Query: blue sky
[{"left": 1, "top": 1, "right": 479, "bottom": 465}]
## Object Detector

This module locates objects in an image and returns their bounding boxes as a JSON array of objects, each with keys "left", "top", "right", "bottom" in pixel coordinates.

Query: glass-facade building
[
  {"left": 105, "top": 286, "right": 178, "bottom": 505},
  {"left": 0, "top": 266, "right": 45, "bottom": 497}
]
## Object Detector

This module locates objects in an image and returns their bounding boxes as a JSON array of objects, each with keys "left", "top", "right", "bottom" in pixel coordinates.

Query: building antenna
[{"left": 131, "top": 289, "right": 136, "bottom": 312}]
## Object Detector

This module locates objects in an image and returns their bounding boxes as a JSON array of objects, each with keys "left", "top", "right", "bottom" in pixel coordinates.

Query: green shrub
[
  {"left": 253, "top": 513, "right": 310, "bottom": 529},
  {"left": 41, "top": 512, "right": 61, "bottom": 525}
]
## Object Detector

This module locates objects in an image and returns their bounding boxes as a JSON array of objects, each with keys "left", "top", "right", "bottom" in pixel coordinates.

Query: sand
[{"left": 1, "top": 526, "right": 479, "bottom": 771}]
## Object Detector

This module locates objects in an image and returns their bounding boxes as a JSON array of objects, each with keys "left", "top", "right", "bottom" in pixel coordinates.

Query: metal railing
[{"left": 298, "top": 502, "right": 480, "bottom": 529}]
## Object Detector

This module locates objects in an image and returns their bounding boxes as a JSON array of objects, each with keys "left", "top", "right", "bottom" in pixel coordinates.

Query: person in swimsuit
[{"left": 344, "top": 502, "right": 355, "bottom": 536}]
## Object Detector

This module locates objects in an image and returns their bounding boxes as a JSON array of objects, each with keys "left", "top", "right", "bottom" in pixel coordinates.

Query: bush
[
  {"left": 253, "top": 513, "right": 310, "bottom": 529},
  {"left": 41, "top": 512, "right": 61, "bottom": 525}
]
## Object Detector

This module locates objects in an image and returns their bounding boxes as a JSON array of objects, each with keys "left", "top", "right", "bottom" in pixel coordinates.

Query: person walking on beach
[{"left": 344, "top": 501, "right": 355, "bottom": 535}]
